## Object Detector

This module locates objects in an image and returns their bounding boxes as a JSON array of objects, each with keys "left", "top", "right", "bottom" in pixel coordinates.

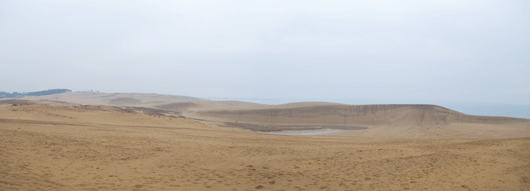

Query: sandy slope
[
  {"left": 1, "top": 94, "right": 530, "bottom": 190},
  {"left": 1, "top": 103, "right": 530, "bottom": 191},
  {"left": 12, "top": 93, "right": 341, "bottom": 116},
  {"left": 15, "top": 92, "right": 266, "bottom": 110},
  {"left": 200, "top": 104, "right": 530, "bottom": 139}
]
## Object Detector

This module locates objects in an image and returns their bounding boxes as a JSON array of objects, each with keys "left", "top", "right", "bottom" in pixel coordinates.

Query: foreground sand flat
[{"left": 1, "top": 104, "right": 530, "bottom": 191}]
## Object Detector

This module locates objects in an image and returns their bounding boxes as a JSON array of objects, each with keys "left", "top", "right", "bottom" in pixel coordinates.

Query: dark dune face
[
  {"left": 200, "top": 104, "right": 528, "bottom": 126},
  {"left": 109, "top": 98, "right": 141, "bottom": 105},
  {"left": 156, "top": 102, "right": 198, "bottom": 111},
  {"left": 157, "top": 102, "right": 197, "bottom": 108}
]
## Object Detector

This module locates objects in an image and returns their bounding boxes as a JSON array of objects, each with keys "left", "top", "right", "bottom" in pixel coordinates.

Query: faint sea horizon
[{"left": 210, "top": 98, "right": 530, "bottom": 119}]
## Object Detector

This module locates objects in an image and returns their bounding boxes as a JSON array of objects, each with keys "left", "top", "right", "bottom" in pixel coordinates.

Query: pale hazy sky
[{"left": 1, "top": 0, "right": 529, "bottom": 105}]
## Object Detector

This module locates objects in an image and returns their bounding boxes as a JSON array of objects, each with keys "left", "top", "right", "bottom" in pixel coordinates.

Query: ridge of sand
[
  {"left": 199, "top": 104, "right": 528, "bottom": 125},
  {"left": 198, "top": 104, "right": 530, "bottom": 139}
]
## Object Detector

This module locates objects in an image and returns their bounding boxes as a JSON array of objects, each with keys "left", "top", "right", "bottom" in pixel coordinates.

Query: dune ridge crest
[{"left": 200, "top": 104, "right": 528, "bottom": 126}]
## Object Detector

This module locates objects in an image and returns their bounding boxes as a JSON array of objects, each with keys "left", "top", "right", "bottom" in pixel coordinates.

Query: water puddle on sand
[
  {"left": 290, "top": 125, "right": 367, "bottom": 130},
  {"left": 260, "top": 129, "right": 344, "bottom": 136}
]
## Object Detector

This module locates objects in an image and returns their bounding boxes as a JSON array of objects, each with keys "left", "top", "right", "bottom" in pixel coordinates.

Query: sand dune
[
  {"left": 1, "top": 102, "right": 530, "bottom": 191},
  {"left": 199, "top": 104, "right": 530, "bottom": 139},
  {"left": 5, "top": 93, "right": 530, "bottom": 139},
  {"left": 201, "top": 104, "right": 528, "bottom": 125}
]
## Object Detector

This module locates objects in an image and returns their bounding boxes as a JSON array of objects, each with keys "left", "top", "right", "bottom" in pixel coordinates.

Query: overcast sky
[{"left": 1, "top": 0, "right": 529, "bottom": 105}]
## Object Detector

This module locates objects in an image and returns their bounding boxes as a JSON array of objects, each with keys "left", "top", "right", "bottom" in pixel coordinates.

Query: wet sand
[
  {"left": 290, "top": 125, "right": 367, "bottom": 130},
  {"left": 261, "top": 129, "right": 344, "bottom": 135}
]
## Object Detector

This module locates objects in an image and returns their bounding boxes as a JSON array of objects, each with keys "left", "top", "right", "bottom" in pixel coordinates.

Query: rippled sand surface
[{"left": 1, "top": 103, "right": 530, "bottom": 191}]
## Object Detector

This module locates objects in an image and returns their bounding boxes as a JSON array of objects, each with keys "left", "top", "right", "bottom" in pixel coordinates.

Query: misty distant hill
[{"left": 0, "top": 89, "right": 71, "bottom": 98}]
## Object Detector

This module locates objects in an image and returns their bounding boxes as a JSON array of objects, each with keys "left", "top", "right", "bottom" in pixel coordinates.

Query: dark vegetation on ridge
[{"left": 0, "top": 89, "right": 71, "bottom": 98}]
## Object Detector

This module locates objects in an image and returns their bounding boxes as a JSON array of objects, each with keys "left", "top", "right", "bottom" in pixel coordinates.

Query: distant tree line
[
  {"left": 76, "top": 90, "right": 100, "bottom": 93},
  {"left": 0, "top": 89, "right": 72, "bottom": 98},
  {"left": 0, "top": 88, "right": 202, "bottom": 100}
]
